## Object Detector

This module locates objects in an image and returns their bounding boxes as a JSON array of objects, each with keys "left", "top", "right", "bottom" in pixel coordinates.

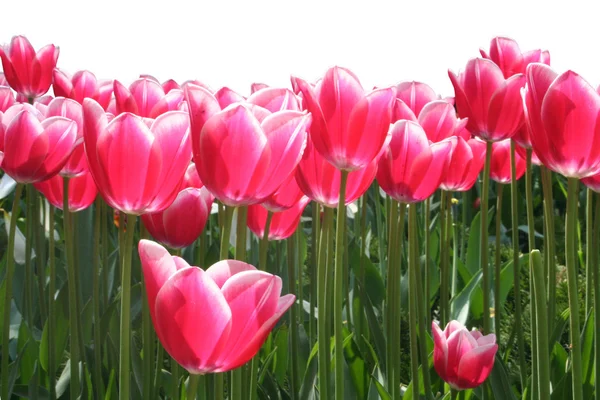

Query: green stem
[
  {"left": 408, "top": 203, "right": 420, "bottom": 400},
  {"left": 154, "top": 343, "right": 164, "bottom": 397},
  {"left": 231, "top": 206, "right": 247, "bottom": 400},
  {"left": 566, "top": 177, "right": 583, "bottom": 400},
  {"left": 172, "top": 359, "right": 181, "bottom": 399},
  {"left": 525, "top": 149, "right": 535, "bottom": 251},
  {"left": 34, "top": 190, "right": 47, "bottom": 323},
  {"left": 481, "top": 141, "right": 492, "bottom": 333},
  {"left": 530, "top": 250, "right": 550, "bottom": 399},
  {"left": 187, "top": 374, "right": 200, "bottom": 400},
  {"left": 259, "top": 211, "right": 273, "bottom": 270},
  {"left": 509, "top": 142, "right": 527, "bottom": 391},
  {"left": 410, "top": 203, "right": 434, "bottom": 400},
  {"left": 540, "top": 167, "right": 556, "bottom": 329},
  {"left": 334, "top": 171, "right": 349, "bottom": 400},
  {"left": 395, "top": 202, "right": 406, "bottom": 394},
  {"left": 63, "top": 178, "right": 81, "bottom": 399},
  {"left": 24, "top": 186, "right": 34, "bottom": 329},
  {"left": 317, "top": 207, "right": 333, "bottom": 400},
  {"left": 451, "top": 199, "right": 460, "bottom": 304},
  {"left": 47, "top": 204, "right": 57, "bottom": 400},
  {"left": 494, "top": 183, "right": 503, "bottom": 332},
  {"left": 287, "top": 232, "right": 299, "bottom": 400},
  {"left": 310, "top": 203, "right": 320, "bottom": 346},
  {"left": 424, "top": 196, "right": 431, "bottom": 324},
  {"left": 385, "top": 200, "right": 398, "bottom": 393},
  {"left": 1, "top": 184, "right": 23, "bottom": 400},
  {"left": 119, "top": 213, "right": 137, "bottom": 400},
  {"left": 440, "top": 191, "right": 448, "bottom": 327},
  {"left": 593, "top": 192, "right": 600, "bottom": 400},
  {"left": 586, "top": 188, "right": 593, "bottom": 315},
  {"left": 525, "top": 149, "right": 538, "bottom": 398},
  {"left": 92, "top": 198, "right": 105, "bottom": 400}
]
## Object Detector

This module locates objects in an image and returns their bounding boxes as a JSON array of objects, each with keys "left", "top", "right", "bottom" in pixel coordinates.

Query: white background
[{"left": 2, "top": 0, "right": 599, "bottom": 96}]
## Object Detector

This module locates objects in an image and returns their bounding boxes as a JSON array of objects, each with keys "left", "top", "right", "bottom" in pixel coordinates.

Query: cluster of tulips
[{"left": 0, "top": 33, "right": 599, "bottom": 400}]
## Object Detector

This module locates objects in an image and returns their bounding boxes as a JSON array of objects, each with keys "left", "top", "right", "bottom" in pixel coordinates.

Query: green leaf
[
  {"left": 487, "top": 356, "right": 518, "bottom": 400},
  {"left": 550, "top": 342, "right": 568, "bottom": 386},
  {"left": 273, "top": 325, "right": 289, "bottom": 385},
  {"left": 465, "top": 210, "right": 494, "bottom": 276},
  {"left": 349, "top": 245, "right": 385, "bottom": 308},
  {"left": 580, "top": 309, "right": 595, "bottom": 398},
  {"left": 370, "top": 373, "right": 391, "bottom": 400},
  {"left": 39, "top": 293, "right": 69, "bottom": 373},
  {"left": 343, "top": 327, "right": 367, "bottom": 399},
  {"left": 17, "top": 321, "right": 39, "bottom": 384}
]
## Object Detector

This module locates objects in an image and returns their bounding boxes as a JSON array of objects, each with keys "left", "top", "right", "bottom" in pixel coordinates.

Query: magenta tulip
[
  {"left": 480, "top": 37, "right": 550, "bottom": 78},
  {"left": 114, "top": 78, "right": 183, "bottom": 118},
  {"left": 0, "top": 87, "right": 15, "bottom": 112},
  {"left": 262, "top": 174, "right": 306, "bottom": 212},
  {"left": 138, "top": 239, "right": 295, "bottom": 373},
  {"left": 83, "top": 98, "right": 191, "bottom": 215},
  {"left": 292, "top": 66, "right": 395, "bottom": 171},
  {"left": 377, "top": 120, "right": 452, "bottom": 203},
  {"left": 418, "top": 101, "right": 469, "bottom": 142},
  {"left": 34, "top": 167, "right": 98, "bottom": 212},
  {"left": 394, "top": 81, "right": 439, "bottom": 116},
  {"left": 433, "top": 320, "right": 498, "bottom": 390},
  {"left": 449, "top": 58, "right": 525, "bottom": 142},
  {"left": 440, "top": 137, "right": 486, "bottom": 191},
  {"left": 523, "top": 64, "right": 600, "bottom": 178},
  {"left": 247, "top": 87, "right": 300, "bottom": 112},
  {"left": 247, "top": 196, "right": 310, "bottom": 241},
  {"left": 53, "top": 69, "right": 113, "bottom": 109},
  {"left": 0, "top": 36, "right": 59, "bottom": 99},
  {"left": 215, "top": 87, "right": 245, "bottom": 109},
  {"left": 489, "top": 139, "right": 526, "bottom": 184}
]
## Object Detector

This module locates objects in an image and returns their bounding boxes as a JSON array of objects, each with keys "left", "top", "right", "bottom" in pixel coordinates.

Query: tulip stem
[
  {"left": 481, "top": 141, "right": 492, "bottom": 334},
  {"left": 566, "top": 177, "right": 584, "bottom": 400},
  {"left": 586, "top": 188, "right": 593, "bottom": 315},
  {"left": 259, "top": 211, "right": 273, "bottom": 270},
  {"left": 231, "top": 206, "right": 247, "bottom": 400},
  {"left": 424, "top": 197, "right": 431, "bottom": 323},
  {"left": 287, "top": 232, "right": 299, "bottom": 399},
  {"left": 530, "top": 250, "right": 550, "bottom": 399},
  {"left": 440, "top": 190, "right": 448, "bottom": 326},
  {"left": 118, "top": 213, "right": 137, "bottom": 400},
  {"left": 310, "top": 204, "right": 320, "bottom": 346},
  {"left": 92, "top": 198, "right": 105, "bottom": 400},
  {"left": 47, "top": 204, "right": 57, "bottom": 400},
  {"left": 1, "top": 183, "right": 24, "bottom": 400},
  {"left": 408, "top": 204, "right": 420, "bottom": 400},
  {"left": 385, "top": 199, "right": 399, "bottom": 394},
  {"left": 187, "top": 374, "right": 200, "bottom": 400},
  {"left": 540, "top": 167, "right": 556, "bottom": 329},
  {"left": 509, "top": 142, "right": 527, "bottom": 391},
  {"left": 494, "top": 183, "right": 503, "bottom": 332},
  {"left": 593, "top": 192, "right": 600, "bottom": 400},
  {"left": 317, "top": 207, "right": 333, "bottom": 399},
  {"left": 333, "top": 170, "right": 349, "bottom": 400},
  {"left": 172, "top": 360, "right": 181, "bottom": 399}
]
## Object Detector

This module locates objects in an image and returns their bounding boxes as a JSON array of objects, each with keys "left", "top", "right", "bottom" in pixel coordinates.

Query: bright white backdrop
[{"left": 1, "top": 0, "right": 599, "bottom": 96}]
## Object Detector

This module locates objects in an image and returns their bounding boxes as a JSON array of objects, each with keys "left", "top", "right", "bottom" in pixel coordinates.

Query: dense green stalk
[
  {"left": 47, "top": 204, "right": 57, "bottom": 400},
  {"left": 385, "top": 200, "right": 398, "bottom": 394},
  {"left": 566, "top": 178, "right": 583, "bottom": 400},
  {"left": 34, "top": 190, "right": 47, "bottom": 323},
  {"left": 187, "top": 374, "right": 200, "bottom": 400},
  {"left": 439, "top": 191, "right": 448, "bottom": 326},
  {"left": 586, "top": 189, "right": 593, "bottom": 315},
  {"left": 287, "top": 233, "right": 299, "bottom": 399},
  {"left": 540, "top": 167, "right": 556, "bottom": 327},
  {"left": 317, "top": 207, "right": 333, "bottom": 399},
  {"left": 531, "top": 250, "right": 550, "bottom": 399},
  {"left": 481, "top": 141, "right": 493, "bottom": 333},
  {"left": 172, "top": 360, "right": 181, "bottom": 399},
  {"left": 593, "top": 192, "right": 600, "bottom": 400},
  {"left": 408, "top": 203, "right": 420, "bottom": 400},
  {"left": 259, "top": 211, "right": 273, "bottom": 271},
  {"left": 92, "top": 198, "right": 105, "bottom": 400},
  {"left": 231, "top": 206, "right": 247, "bottom": 400},
  {"left": 424, "top": 197, "right": 431, "bottom": 323},
  {"left": 494, "top": 183, "right": 503, "bottom": 332},
  {"left": 334, "top": 171, "right": 349, "bottom": 400},
  {"left": 310, "top": 203, "right": 320, "bottom": 345}
]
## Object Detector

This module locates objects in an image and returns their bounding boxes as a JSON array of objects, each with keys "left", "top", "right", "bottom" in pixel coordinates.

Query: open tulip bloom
[{"left": 138, "top": 240, "right": 295, "bottom": 374}]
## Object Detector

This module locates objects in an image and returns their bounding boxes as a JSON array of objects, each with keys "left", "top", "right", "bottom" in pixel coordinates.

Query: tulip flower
[
  {"left": 262, "top": 174, "right": 306, "bottom": 212},
  {"left": 53, "top": 69, "right": 113, "bottom": 109},
  {"left": 190, "top": 95, "right": 311, "bottom": 206},
  {"left": 296, "top": 137, "right": 377, "bottom": 208},
  {"left": 138, "top": 239, "right": 295, "bottom": 373},
  {"left": 394, "top": 81, "right": 439, "bottom": 116},
  {"left": 377, "top": 120, "right": 452, "bottom": 203},
  {"left": 181, "top": 162, "right": 205, "bottom": 189},
  {"left": 449, "top": 58, "right": 525, "bottom": 142},
  {"left": 523, "top": 63, "right": 600, "bottom": 178},
  {"left": 432, "top": 320, "right": 498, "bottom": 390},
  {"left": 480, "top": 36, "right": 550, "bottom": 78},
  {"left": 247, "top": 196, "right": 310, "bottom": 241},
  {"left": 440, "top": 137, "right": 486, "bottom": 191},
  {"left": 0, "top": 72, "right": 7, "bottom": 86},
  {"left": 0, "top": 87, "right": 15, "bottom": 112},
  {"left": 114, "top": 78, "right": 184, "bottom": 118},
  {"left": 215, "top": 87, "right": 245, "bottom": 108},
  {"left": 142, "top": 187, "right": 213, "bottom": 249},
  {"left": 489, "top": 139, "right": 526, "bottom": 184},
  {"left": 33, "top": 168, "right": 98, "bottom": 212},
  {"left": 0, "top": 36, "right": 59, "bottom": 99},
  {"left": 292, "top": 66, "right": 395, "bottom": 171},
  {"left": 418, "top": 101, "right": 469, "bottom": 142},
  {"left": 251, "top": 82, "right": 269, "bottom": 93},
  {"left": 247, "top": 87, "right": 300, "bottom": 112},
  {"left": 82, "top": 98, "right": 191, "bottom": 215},
  {"left": 0, "top": 106, "right": 77, "bottom": 183},
  {"left": 582, "top": 172, "right": 600, "bottom": 193}
]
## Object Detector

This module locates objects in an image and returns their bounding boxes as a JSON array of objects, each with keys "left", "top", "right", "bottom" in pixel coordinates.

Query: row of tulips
[{"left": 0, "top": 33, "right": 598, "bottom": 400}]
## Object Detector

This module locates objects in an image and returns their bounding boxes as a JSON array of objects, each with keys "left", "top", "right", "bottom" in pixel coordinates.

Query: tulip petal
[
  {"left": 205, "top": 259, "right": 257, "bottom": 289},
  {"left": 455, "top": 344, "right": 498, "bottom": 389},
  {"left": 394, "top": 81, "right": 437, "bottom": 115}
]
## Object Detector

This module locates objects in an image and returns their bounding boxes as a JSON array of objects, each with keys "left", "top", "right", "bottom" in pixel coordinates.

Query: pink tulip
[
  {"left": 262, "top": 174, "right": 306, "bottom": 212},
  {"left": 181, "top": 162, "right": 205, "bottom": 190},
  {"left": 418, "top": 101, "right": 469, "bottom": 142},
  {"left": 296, "top": 137, "right": 377, "bottom": 208},
  {"left": 247, "top": 196, "right": 310, "bottom": 240},
  {"left": 114, "top": 78, "right": 183, "bottom": 118},
  {"left": 582, "top": 173, "right": 600, "bottom": 193},
  {"left": 191, "top": 100, "right": 311, "bottom": 206},
  {"left": 0, "top": 72, "right": 7, "bottom": 86},
  {"left": 142, "top": 187, "right": 213, "bottom": 249},
  {"left": 377, "top": 121, "right": 452, "bottom": 203},
  {"left": 292, "top": 66, "right": 395, "bottom": 171},
  {"left": 449, "top": 58, "right": 525, "bottom": 142},
  {"left": 489, "top": 139, "right": 526, "bottom": 184},
  {"left": 0, "top": 87, "right": 15, "bottom": 112},
  {"left": 251, "top": 83, "right": 269, "bottom": 94},
  {"left": 0, "top": 106, "right": 77, "bottom": 183},
  {"left": 247, "top": 87, "right": 300, "bottom": 112},
  {"left": 53, "top": 69, "right": 113, "bottom": 110},
  {"left": 432, "top": 320, "right": 498, "bottom": 390},
  {"left": 33, "top": 167, "right": 98, "bottom": 212},
  {"left": 480, "top": 37, "right": 550, "bottom": 78},
  {"left": 440, "top": 137, "right": 486, "bottom": 191},
  {"left": 394, "top": 81, "right": 439, "bottom": 116},
  {"left": 162, "top": 79, "right": 181, "bottom": 93},
  {"left": 138, "top": 239, "right": 295, "bottom": 373},
  {"left": 215, "top": 87, "right": 245, "bottom": 109},
  {"left": 45, "top": 97, "right": 86, "bottom": 177},
  {"left": 83, "top": 98, "right": 191, "bottom": 215},
  {"left": 523, "top": 64, "right": 600, "bottom": 178},
  {"left": 0, "top": 36, "right": 59, "bottom": 99}
]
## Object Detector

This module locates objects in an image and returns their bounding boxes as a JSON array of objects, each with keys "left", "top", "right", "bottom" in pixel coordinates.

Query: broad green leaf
[
  {"left": 581, "top": 309, "right": 595, "bottom": 398},
  {"left": 39, "top": 293, "right": 69, "bottom": 373},
  {"left": 343, "top": 327, "right": 367, "bottom": 399},
  {"left": 273, "top": 325, "right": 289, "bottom": 385},
  {"left": 487, "top": 356, "right": 518, "bottom": 400}
]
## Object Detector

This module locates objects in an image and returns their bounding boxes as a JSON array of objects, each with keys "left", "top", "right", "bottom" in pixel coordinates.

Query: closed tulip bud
[{"left": 440, "top": 137, "right": 486, "bottom": 192}]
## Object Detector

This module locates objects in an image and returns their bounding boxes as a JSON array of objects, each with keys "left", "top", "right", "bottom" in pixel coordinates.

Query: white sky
[{"left": 2, "top": 0, "right": 600, "bottom": 97}]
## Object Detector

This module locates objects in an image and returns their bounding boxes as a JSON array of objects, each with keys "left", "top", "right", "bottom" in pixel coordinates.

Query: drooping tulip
[
  {"left": 449, "top": 58, "right": 525, "bottom": 142},
  {"left": 0, "top": 36, "right": 59, "bottom": 99},
  {"left": 377, "top": 120, "right": 452, "bottom": 203},
  {"left": 34, "top": 167, "right": 98, "bottom": 212},
  {"left": 432, "top": 320, "right": 498, "bottom": 390},
  {"left": 440, "top": 137, "right": 486, "bottom": 191},
  {"left": 489, "top": 139, "right": 526, "bottom": 184},
  {"left": 292, "top": 66, "right": 396, "bottom": 171},
  {"left": 138, "top": 239, "right": 295, "bottom": 373},
  {"left": 82, "top": 98, "right": 191, "bottom": 215},
  {"left": 142, "top": 187, "right": 213, "bottom": 249},
  {"left": 480, "top": 36, "right": 550, "bottom": 78},
  {"left": 296, "top": 137, "right": 377, "bottom": 208},
  {"left": 247, "top": 196, "right": 310, "bottom": 241},
  {"left": 0, "top": 106, "right": 77, "bottom": 183},
  {"left": 523, "top": 63, "right": 600, "bottom": 178},
  {"left": 114, "top": 78, "right": 184, "bottom": 118},
  {"left": 190, "top": 97, "right": 311, "bottom": 206},
  {"left": 53, "top": 69, "right": 113, "bottom": 109}
]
